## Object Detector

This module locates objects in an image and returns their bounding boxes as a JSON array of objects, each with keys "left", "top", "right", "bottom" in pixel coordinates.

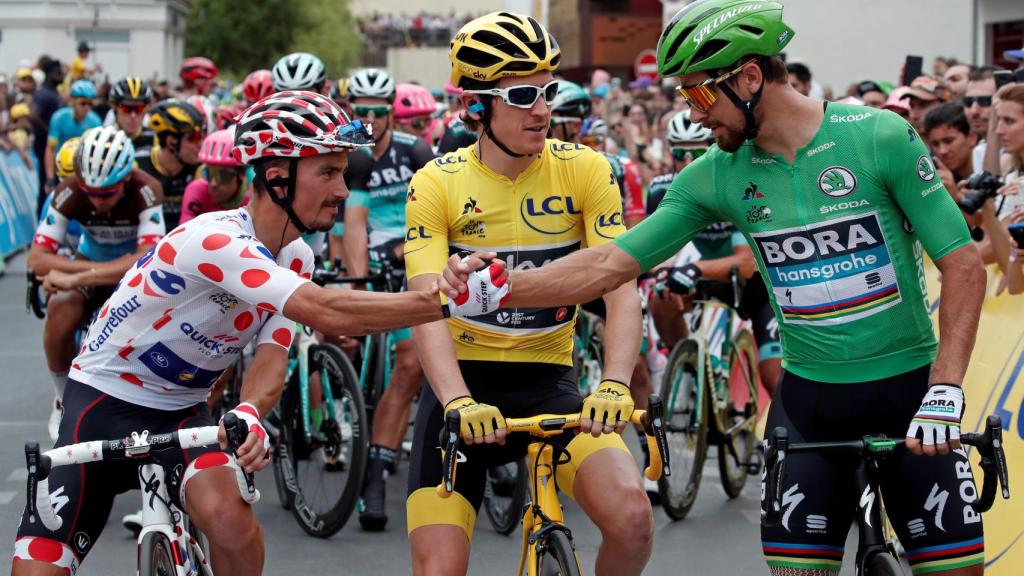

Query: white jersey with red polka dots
[{"left": 69, "top": 208, "right": 313, "bottom": 410}]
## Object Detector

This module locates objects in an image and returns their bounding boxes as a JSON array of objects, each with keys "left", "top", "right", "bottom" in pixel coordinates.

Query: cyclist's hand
[
  {"left": 441, "top": 258, "right": 510, "bottom": 318},
  {"left": 656, "top": 264, "right": 702, "bottom": 296},
  {"left": 439, "top": 251, "right": 498, "bottom": 299},
  {"left": 581, "top": 380, "right": 633, "bottom": 436},
  {"left": 41, "top": 270, "right": 80, "bottom": 293},
  {"left": 444, "top": 396, "right": 506, "bottom": 445},
  {"left": 219, "top": 402, "right": 271, "bottom": 473},
  {"left": 906, "top": 384, "right": 964, "bottom": 456}
]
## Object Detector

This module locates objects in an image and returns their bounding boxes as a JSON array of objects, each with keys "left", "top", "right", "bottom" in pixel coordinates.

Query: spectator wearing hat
[
  {"left": 855, "top": 80, "right": 887, "bottom": 108},
  {"left": 1, "top": 103, "right": 34, "bottom": 167},
  {"left": 69, "top": 41, "right": 102, "bottom": 81},
  {"left": 882, "top": 86, "right": 912, "bottom": 120},
  {"left": 14, "top": 68, "right": 36, "bottom": 106},
  {"left": 905, "top": 75, "right": 954, "bottom": 133}
]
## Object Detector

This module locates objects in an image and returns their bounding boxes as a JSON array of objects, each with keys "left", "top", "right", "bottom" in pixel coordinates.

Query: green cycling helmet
[
  {"left": 550, "top": 81, "right": 592, "bottom": 120},
  {"left": 657, "top": 0, "right": 795, "bottom": 78}
]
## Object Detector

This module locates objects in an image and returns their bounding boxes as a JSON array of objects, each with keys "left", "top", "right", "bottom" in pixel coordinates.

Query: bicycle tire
[
  {"left": 137, "top": 531, "right": 176, "bottom": 576},
  {"left": 483, "top": 458, "right": 528, "bottom": 535},
  {"left": 658, "top": 340, "right": 708, "bottom": 521},
  {"left": 537, "top": 529, "right": 583, "bottom": 576},
  {"left": 864, "top": 550, "right": 904, "bottom": 576},
  {"left": 718, "top": 329, "right": 759, "bottom": 499},
  {"left": 271, "top": 380, "right": 297, "bottom": 511},
  {"left": 288, "top": 343, "right": 368, "bottom": 538}
]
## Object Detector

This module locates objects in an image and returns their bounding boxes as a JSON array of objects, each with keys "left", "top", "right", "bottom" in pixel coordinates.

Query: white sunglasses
[{"left": 463, "top": 80, "right": 560, "bottom": 109}]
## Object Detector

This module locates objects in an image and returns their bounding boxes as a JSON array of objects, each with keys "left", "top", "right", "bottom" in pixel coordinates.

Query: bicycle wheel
[
  {"left": 658, "top": 340, "right": 708, "bottom": 521},
  {"left": 138, "top": 532, "right": 176, "bottom": 576},
  {"left": 864, "top": 550, "right": 904, "bottom": 576},
  {"left": 287, "top": 343, "right": 368, "bottom": 538},
  {"left": 270, "top": 384, "right": 297, "bottom": 511},
  {"left": 483, "top": 458, "right": 528, "bottom": 535},
  {"left": 537, "top": 529, "right": 583, "bottom": 576},
  {"left": 717, "top": 329, "right": 759, "bottom": 499}
]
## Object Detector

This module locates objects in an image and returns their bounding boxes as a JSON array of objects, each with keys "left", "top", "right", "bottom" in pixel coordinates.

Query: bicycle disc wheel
[
  {"left": 138, "top": 532, "right": 177, "bottom": 576},
  {"left": 865, "top": 551, "right": 904, "bottom": 576},
  {"left": 289, "top": 343, "right": 368, "bottom": 538},
  {"left": 537, "top": 529, "right": 583, "bottom": 576},
  {"left": 658, "top": 340, "right": 708, "bottom": 521},
  {"left": 483, "top": 458, "right": 528, "bottom": 535},
  {"left": 718, "top": 330, "right": 759, "bottom": 499}
]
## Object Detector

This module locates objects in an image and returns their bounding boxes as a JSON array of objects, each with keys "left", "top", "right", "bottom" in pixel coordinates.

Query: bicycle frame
[
  {"left": 517, "top": 439, "right": 579, "bottom": 576},
  {"left": 137, "top": 460, "right": 213, "bottom": 576},
  {"left": 285, "top": 324, "right": 339, "bottom": 443}
]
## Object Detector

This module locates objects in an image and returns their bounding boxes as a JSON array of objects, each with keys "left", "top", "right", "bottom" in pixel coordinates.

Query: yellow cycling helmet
[
  {"left": 9, "top": 102, "right": 30, "bottom": 121},
  {"left": 449, "top": 11, "right": 560, "bottom": 89},
  {"left": 56, "top": 137, "right": 81, "bottom": 180}
]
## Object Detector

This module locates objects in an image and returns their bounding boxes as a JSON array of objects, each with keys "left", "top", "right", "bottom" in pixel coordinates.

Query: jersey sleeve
[
  {"left": 134, "top": 171, "right": 166, "bottom": 246},
  {"left": 253, "top": 239, "right": 314, "bottom": 350},
  {"left": 411, "top": 137, "right": 437, "bottom": 170},
  {"left": 404, "top": 167, "right": 451, "bottom": 279},
  {"left": 582, "top": 152, "right": 628, "bottom": 247},
  {"left": 621, "top": 159, "right": 645, "bottom": 220},
  {"left": 614, "top": 159, "right": 720, "bottom": 271},
  {"left": 33, "top": 185, "right": 72, "bottom": 253},
  {"left": 46, "top": 109, "right": 64, "bottom": 145},
  {"left": 174, "top": 223, "right": 311, "bottom": 314},
  {"left": 875, "top": 111, "right": 972, "bottom": 261},
  {"left": 179, "top": 179, "right": 209, "bottom": 224},
  {"left": 345, "top": 150, "right": 373, "bottom": 209}
]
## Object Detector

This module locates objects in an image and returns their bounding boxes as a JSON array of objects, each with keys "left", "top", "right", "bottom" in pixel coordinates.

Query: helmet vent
[
  {"left": 692, "top": 39, "right": 730, "bottom": 69},
  {"left": 738, "top": 24, "right": 764, "bottom": 36},
  {"left": 455, "top": 45, "right": 504, "bottom": 69},
  {"left": 473, "top": 30, "right": 529, "bottom": 59}
]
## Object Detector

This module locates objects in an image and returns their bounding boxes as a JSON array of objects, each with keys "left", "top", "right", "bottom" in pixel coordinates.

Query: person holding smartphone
[{"left": 994, "top": 84, "right": 1024, "bottom": 294}]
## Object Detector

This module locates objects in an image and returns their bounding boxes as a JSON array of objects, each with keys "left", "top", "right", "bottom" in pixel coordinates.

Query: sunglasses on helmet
[
  {"left": 337, "top": 118, "right": 373, "bottom": 146},
  {"left": 463, "top": 80, "right": 560, "bottom": 109},
  {"left": 676, "top": 58, "right": 756, "bottom": 113}
]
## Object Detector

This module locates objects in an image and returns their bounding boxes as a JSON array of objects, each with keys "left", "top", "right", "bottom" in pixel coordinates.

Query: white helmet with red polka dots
[{"left": 232, "top": 90, "right": 372, "bottom": 165}]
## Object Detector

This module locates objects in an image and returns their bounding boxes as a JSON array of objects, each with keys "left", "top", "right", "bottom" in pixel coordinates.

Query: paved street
[{"left": 0, "top": 252, "right": 863, "bottom": 574}]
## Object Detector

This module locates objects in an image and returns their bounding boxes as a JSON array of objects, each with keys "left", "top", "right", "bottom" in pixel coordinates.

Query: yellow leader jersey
[{"left": 405, "top": 139, "right": 627, "bottom": 366}]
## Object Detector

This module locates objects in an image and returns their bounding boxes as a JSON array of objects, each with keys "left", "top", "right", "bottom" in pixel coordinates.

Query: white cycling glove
[
  {"left": 905, "top": 384, "right": 965, "bottom": 447},
  {"left": 222, "top": 402, "right": 270, "bottom": 459},
  {"left": 442, "top": 259, "right": 510, "bottom": 318}
]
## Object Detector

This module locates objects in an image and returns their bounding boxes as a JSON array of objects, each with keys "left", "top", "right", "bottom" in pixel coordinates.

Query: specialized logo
[
  {"left": 860, "top": 485, "right": 876, "bottom": 528},
  {"left": 520, "top": 193, "right": 582, "bottom": 235},
  {"left": 924, "top": 483, "right": 948, "bottom": 532},
  {"left": 780, "top": 484, "right": 804, "bottom": 532},
  {"left": 746, "top": 205, "right": 772, "bottom": 224},
  {"left": 692, "top": 2, "right": 763, "bottom": 46},
  {"left": 462, "top": 197, "right": 482, "bottom": 215},
  {"left": 49, "top": 485, "right": 70, "bottom": 516},
  {"left": 751, "top": 212, "right": 901, "bottom": 325},
  {"left": 818, "top": 166, "right": 858, "bottom": 198},
  {"left": 550, "top": 141, "right": 588, "bottom": 160},
  {"left": 742, "top": 182, "right": 764, "bottom": 201},
  {"left": 594, "top": 211, "right": 623, "bottom": 239},
  {"left": 917, "top": 155, "right": 937, "bottom": 182}
]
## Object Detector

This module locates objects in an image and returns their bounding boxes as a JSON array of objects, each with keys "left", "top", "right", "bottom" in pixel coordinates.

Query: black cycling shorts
[
  {"left": 14, "top": 380, "right": 225, "bottom": 570},
  {"left": 760, "top": 366, "right": 984, "bottom": 573}
]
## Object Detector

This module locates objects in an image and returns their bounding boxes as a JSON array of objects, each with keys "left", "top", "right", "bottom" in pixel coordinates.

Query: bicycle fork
[{"left": 518, "top": 442, "right": 576, "bottom": 576}]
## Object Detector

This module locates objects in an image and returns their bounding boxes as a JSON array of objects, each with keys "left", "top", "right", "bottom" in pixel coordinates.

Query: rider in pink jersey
[{"left": 181, "top": 126, "right": 250, "bottom": 224}]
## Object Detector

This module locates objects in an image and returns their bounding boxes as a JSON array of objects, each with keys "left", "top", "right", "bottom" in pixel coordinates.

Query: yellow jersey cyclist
[
  {"left": 12, "top": 90, "right": 507, "bottom": 576},
  {"left": 649, "top": 109, "right": 782, "bottom": 395},
  {"left": 404, "top": 12, "right": 654, "bottom": 576},
  {"left": 29, "top": 126, "right": 165, "bottom": 444},
  {"left": 440, "top": 2, "right": 988, "bottom": 576},
  {"left": 340, "top": 67, "right": 437, "bottom": 532}
]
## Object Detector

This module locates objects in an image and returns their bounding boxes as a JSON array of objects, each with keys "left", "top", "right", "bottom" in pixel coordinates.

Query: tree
[{"left": 186, "top": 0, "right": 361, "bottom": 81}]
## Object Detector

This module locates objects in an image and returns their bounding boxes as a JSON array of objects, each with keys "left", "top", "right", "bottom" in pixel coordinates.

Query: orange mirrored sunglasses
[{"left": 676, "top": 58, "right": 756, "bottom": 113}]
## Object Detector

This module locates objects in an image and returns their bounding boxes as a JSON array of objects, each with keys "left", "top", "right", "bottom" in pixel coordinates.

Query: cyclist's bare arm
[
  {"left": 341, "top": 204, "right": 369, "bottom": 278},
  {"left": 599, "top": 280, "right": 642, "bottom": 384},
  {"left": 231, "top": 342, "right": 288, "bottom": 471},
  {"left": 696, "top": 245, "right": 757, "bottom": 282},
  {"left": 409, "top": 274, "right": 472, "bottom": 406},
  {"left": 930, "top": 243, "right": 986, "bottom": 387},
  {"left": 440, "top": 243, "right": 641, "bottom": 308},
  {"left": 283, "top": 281, "right": 445, "bottom": 337}
]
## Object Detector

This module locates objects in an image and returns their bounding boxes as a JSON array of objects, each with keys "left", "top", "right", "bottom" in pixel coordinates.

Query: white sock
[{"left": 51, "top": 371, "right": 68, "bottom": 401}]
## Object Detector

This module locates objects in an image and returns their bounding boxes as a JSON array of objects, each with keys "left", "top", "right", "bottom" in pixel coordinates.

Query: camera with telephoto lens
[{"left": 957, "top": 171, "right": 1003, "bottom": 215}]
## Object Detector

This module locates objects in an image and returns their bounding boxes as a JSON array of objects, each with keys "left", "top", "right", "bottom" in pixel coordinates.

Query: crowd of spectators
[{"left": 357, "top": 11, "right": 482, "bottom": 50}]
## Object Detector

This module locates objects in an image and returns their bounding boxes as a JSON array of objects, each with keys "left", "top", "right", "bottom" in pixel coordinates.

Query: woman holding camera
[{"left": 992, "top": 84, "right": 1024, "bottom": 293}]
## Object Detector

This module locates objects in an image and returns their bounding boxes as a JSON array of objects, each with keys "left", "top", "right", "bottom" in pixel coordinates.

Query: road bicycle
[
  {"left": 657, "top": 267, "right": 760, "bottom": 520},
  {"left": 23, "top": 413, "right": 255, "bottom": 575},
  {"left": 437, "top": 396, "right": 671, "bottom": 575},
  {"left": 763, "top": 415, "right": 1010, "bottom": 576}
]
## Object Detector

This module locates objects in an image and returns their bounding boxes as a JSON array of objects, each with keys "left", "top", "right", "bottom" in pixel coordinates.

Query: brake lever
[
  {"left": 437, "top": 410, "right": 461, "bottom": 497},
  {"left": 223, "top": 413, "right": 256, "bottom": 499},
  {"left": 646, "top": 395, "right": 671, "bottom": 477}
]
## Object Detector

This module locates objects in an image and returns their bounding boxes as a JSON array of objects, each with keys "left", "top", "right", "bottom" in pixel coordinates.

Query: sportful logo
[
  {"left": 818, "top": 166, "right": 858, "bottom": 198},
  {"left": 917, "top": 156, "right": 937, "bottom": 182},
  {"left": 751, "top": 212, "right": 902, "bottom": 325},
  {"left": 692, "top": 3, "right": 764, "bottom": 46}
]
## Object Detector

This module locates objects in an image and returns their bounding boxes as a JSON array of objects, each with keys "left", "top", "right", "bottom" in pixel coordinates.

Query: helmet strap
[
  {"left": 256, "top": 158, "right": 313, "bottom": 235},
  {"left": 718, "top": 57, "right": 767, "bottom": 141},
  {"left": 479, "top": 97, "right": 526, "bottom": 159}
]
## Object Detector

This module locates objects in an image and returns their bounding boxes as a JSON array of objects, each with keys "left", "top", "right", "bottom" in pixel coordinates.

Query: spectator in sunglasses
[{"left": 962, "top": 67, "right": 998, "bottom": 175}]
